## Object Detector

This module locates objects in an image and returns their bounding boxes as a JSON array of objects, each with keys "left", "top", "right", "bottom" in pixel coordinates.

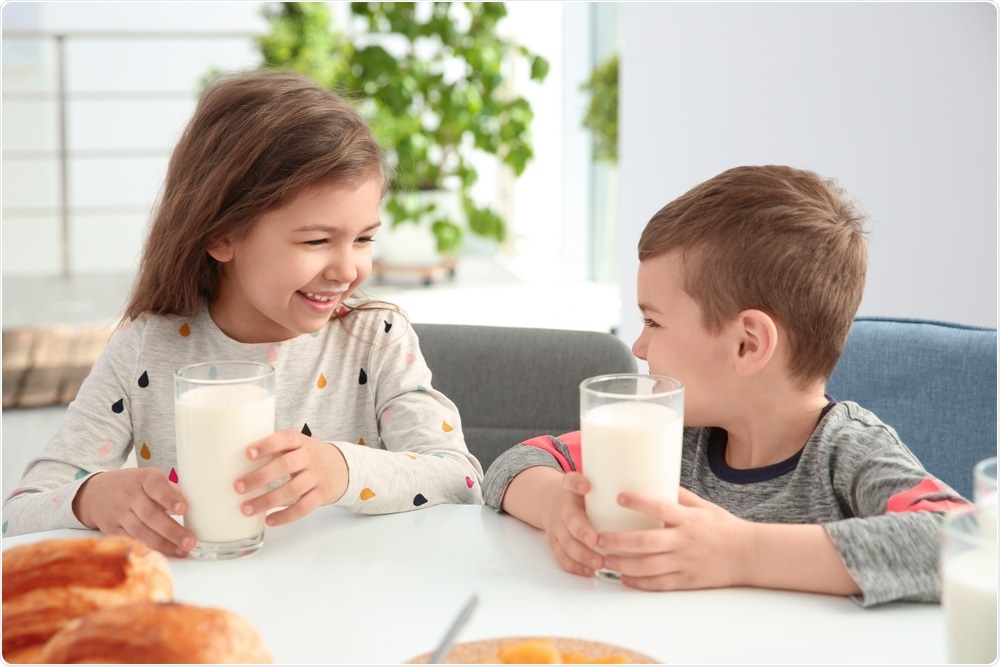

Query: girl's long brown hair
[{"left": 124, "top": 69, "right": 386, "bottom": 322}]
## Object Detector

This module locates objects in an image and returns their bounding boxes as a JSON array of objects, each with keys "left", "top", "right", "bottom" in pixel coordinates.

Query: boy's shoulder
[{"left": 812, "top": 400, "right": 911, "bottom": 460}]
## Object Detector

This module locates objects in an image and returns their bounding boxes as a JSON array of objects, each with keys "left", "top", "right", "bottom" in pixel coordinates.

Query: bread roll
[
  {"left": 2, "top": 535, "right": 173, "bottom": 663},
  {"left": 39, "top": 601, "right": 273, "bottom": 664}
]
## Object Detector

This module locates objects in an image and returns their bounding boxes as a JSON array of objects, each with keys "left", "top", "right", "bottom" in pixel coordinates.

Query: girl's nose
[{"left": 323, "top": 250, "right": 357, "bottom": 284}]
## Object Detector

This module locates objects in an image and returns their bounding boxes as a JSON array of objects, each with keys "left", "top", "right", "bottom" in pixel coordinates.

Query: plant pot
[{"left": 375, "top": 190, "right": 462, "bottom": 268}]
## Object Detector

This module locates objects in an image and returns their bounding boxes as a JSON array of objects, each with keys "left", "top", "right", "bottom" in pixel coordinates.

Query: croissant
[
  {"left": 2, "top": 535, "right": 173, "bottom": 664},
  {"left": 39, "top": 601, "right": 273, "bottom": 664}
]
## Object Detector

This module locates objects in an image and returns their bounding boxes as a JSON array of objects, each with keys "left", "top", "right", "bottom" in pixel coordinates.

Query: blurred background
[{"left": 3, "top": 2, "right": 996, "bottom": 337}]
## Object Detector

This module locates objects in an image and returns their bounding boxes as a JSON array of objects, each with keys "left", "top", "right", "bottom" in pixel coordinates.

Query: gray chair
[
  {"left": 827, "top": 316, "right": 997, "bottom": 499},
  {"left": 412, "top": 323, "right": 637, "bottom": 472}
]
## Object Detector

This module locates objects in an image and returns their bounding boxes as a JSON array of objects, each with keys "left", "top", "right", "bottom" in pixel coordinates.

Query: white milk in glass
[
  {"left": 942, "top": 545, "right": 998, "bottom": 664},
  {"left": 175, "top": 384, "right": 275, "bottom": 543},
  {"left": 581, "top": 401, "right": 683, "bottom": 532}
]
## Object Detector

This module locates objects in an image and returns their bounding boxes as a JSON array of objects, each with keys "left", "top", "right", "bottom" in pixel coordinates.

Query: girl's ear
[
  {"left": 207, "top": 238, "right": 234, "bottom": 263},
  {"left": 733, "top": 309, "right": 778, "bottom": 377}
]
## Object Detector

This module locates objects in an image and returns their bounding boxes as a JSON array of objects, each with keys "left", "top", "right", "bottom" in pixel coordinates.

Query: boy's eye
[{"left": 642, "top": 317, "right": 660, "bottom": 328}]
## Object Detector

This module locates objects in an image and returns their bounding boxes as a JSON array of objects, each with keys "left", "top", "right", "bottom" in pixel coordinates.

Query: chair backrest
[
  {"left": 827, "top": 316, "right": 997, "bottom": 499},
  {"left": 412, "top": 323, "right": 638, "bottom": 472}
]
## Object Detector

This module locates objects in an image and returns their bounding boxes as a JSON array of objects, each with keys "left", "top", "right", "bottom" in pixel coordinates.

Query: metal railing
[{"left": 2, "top": 31, "right": 260, "bottom": 277}]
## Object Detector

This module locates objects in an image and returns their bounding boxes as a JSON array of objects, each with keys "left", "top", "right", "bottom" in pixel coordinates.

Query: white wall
[{"left": 617, "top": 1, "right": 997, "bottom": 353}]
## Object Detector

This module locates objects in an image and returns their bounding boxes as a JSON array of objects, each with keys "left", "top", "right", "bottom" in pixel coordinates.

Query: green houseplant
[
  {"left": 580, "top": 52, "right": 618, "bottom": 165},
  {"left": 257, "top": 2, "right": 549, "bottom": 260}
]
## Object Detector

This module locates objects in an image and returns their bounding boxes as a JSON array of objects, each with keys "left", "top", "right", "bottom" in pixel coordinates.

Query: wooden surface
[
  {"left": 406, "top": 636, "right": 660, "bottom": 664},
  {"left": 2, "top": 324, "right": 115, "bottom": 409}
]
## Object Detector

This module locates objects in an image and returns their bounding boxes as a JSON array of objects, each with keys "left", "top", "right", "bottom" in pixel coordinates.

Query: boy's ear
[
  {"left": 207, "top": 238, "right": 234, "bottom": 263},
  {"left": 733, "top": 309, "right": 778, "bottom": 377}
]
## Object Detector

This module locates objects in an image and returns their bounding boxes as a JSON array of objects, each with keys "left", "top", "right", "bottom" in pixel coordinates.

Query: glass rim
[
  {"left": 942, "top": 505, "right": 997, "bottom": 550},
  {"left": 174, "top": 360, "right": 275, "bottom": 385},
  {"left": 975, "top": 456, "right": 997, "bottom": 475},
  {"left": 580, "top": 373, "right": 684, "bottom": 399}
]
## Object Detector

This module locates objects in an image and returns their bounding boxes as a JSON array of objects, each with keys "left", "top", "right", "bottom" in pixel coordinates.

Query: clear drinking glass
[
  {"left": 941, "top": 506, "right": 998, "bottom": 664},
  {"left": 580, "top": 373, "right": 684, "bottom": 582},
  {"left": 174, "top": 361, "right": 275, "bottom": 560}
]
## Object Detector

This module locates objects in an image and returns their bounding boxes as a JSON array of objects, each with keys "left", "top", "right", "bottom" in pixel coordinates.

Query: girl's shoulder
[{"left": 332, "top": 299, "right": 413, "bottom": 342}]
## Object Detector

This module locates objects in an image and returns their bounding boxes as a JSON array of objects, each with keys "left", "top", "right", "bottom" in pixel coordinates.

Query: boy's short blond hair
[{"left": 638, "top": 165, "right": 868, "bottom": 387}]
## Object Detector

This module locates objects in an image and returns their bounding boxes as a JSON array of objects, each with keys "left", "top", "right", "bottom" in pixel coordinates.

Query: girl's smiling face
[{"left": 208, "top": 178, "right": 382, "bottom": 343}]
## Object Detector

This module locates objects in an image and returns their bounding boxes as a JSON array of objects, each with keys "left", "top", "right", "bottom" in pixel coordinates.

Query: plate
[{"left": 406, "top": 636, "right": 660, "bottom": 664}]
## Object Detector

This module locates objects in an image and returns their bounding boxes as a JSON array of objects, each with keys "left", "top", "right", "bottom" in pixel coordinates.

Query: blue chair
[{"left": 827, "top": 317, "right": 997, "bottom": 499}]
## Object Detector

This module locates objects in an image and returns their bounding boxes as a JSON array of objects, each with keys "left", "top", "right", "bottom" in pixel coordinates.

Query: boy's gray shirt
[{"left": 483, "top": 401, "right": 967, "bottom": 607}]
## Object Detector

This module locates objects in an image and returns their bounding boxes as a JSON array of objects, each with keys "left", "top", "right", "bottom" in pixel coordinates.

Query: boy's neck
[{"left": 721, "top": 382, "right": 831, "bottom": 470}]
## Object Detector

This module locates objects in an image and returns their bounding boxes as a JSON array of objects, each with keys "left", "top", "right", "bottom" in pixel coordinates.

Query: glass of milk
[
  {"left": 941, "top": 506, "right": 998, "bottom": 664},
  {"left": 580, "top": 373, "right": 684, "bottom": 582},
  {"left": 174, "top": 361, "right": 276, "bottom": 560}
]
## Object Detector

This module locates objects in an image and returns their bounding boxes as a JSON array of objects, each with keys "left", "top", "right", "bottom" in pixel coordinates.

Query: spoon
[{"left": 427, "top": 593, "right": 479, "bottom": 663}]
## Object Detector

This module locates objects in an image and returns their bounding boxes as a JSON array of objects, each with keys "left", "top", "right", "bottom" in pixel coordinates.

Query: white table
[{"left": 2, "top": 504, "right": 947, "bottom": 664}]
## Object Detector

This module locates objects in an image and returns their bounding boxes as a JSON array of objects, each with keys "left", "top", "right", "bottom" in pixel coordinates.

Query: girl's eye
[
  {"left": 304, "top": 239, "right": 328, "bottom": 246},
  {"left": 356, "top": 236, "right": 376, "bottom": 245}
]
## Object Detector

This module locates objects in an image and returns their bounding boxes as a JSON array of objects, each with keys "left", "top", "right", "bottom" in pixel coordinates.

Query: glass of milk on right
[
  {"left": 580, "top": 373, "right": 684, "bottom": 582},
  {"left": 941, "top": 504, "right": 998, "bottom": 664}
]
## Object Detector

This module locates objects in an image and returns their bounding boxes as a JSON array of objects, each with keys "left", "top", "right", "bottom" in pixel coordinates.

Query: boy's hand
[
  {"left": 541, "top": 472, "right": 605, "bottom": 578},
  {"left": 599, "top": 488, "right": 751, "bottom": 591},
  {"left": 73, "top": 468, "right": 195, "bottom": 558},
  {"left": 235, "top": 429, "right": 349, "bottom": 527}
]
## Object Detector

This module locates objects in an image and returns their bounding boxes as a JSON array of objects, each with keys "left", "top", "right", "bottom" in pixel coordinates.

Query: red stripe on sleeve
[
  {"left": 522, "top": 435, "right": 574, "bottom": 473},
  {"left": 886, "top": 477, "right": 970, "bottom": 514}
]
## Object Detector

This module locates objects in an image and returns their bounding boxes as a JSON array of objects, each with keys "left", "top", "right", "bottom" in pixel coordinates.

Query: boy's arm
[
  {"left": 740, "top": 521, "right": 861, "bottom": 595},
  {"left": 482, "top": 434, "right": 579, "bottom": 513},
  {"left": 499, "top": 465, "right": 565, "bottom": 530}
]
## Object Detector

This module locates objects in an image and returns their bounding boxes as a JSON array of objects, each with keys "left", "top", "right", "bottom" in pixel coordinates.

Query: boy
[{"left": 483, "top": 165, "right": 967, "bottom": 606}]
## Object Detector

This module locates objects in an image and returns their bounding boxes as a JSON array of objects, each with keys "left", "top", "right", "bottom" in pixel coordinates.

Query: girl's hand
[
  {"left": 599, "top": 487, "right": 751, "bottom": 591},
  {"left": 541, "top": 472, "right": 605, "bottom": 578},
  {"left": 72, "top": 468, "right": 195, "bottom": 558},
  {"left": 234, "top": 429, "right": 349, "bottom": 527}
]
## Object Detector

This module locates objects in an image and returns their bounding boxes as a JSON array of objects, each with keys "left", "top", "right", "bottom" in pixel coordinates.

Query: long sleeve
[
  {"left": 329, "top": 308, "right": 483, "bottom": 512},
  {"left": 3, "top": 323, "right": 142, "bottom": 536},
  {"left": 482, "top": 435, "right": 578, "bottom": 511}
]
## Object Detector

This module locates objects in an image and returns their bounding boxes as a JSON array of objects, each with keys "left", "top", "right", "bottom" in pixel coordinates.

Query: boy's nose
[{"left": 631, "top": 336, "right": 647, "bottom": 361}]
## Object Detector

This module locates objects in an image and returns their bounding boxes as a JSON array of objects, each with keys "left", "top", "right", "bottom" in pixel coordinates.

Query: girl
[{"left": 3, "top": 70, "right": 484, "bottom": 557}]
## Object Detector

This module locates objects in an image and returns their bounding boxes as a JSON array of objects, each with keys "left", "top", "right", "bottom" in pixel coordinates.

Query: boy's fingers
[
  {"left": 617, "top": 491, "right": 684, "bottom": 523},
  {"left": 678, "top": 487, "right": 711, "bottom": 507},
  {"left": 562, "top": 472, "right": 590, "bottom": 495}
]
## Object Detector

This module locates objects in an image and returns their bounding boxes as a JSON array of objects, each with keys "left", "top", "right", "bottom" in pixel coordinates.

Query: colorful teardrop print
[
  {"left": 412, "top": 493, "right": 428, "bottom": 507},
  {"left": 2, "top": 521, "right": 7, "bottom": 535},
  {"left": 179, "top": 323, "right": 191, "bottom": 337},
  {"left": 139, "top": 443, "right": 151, "bottom": 460},
  {"left": 208, "top": 366, "right": 218, "bottom": 380},
  {"left": 381, "top": 409, "right": 392, "bottom": 422},
  {"left": 301, "top": 423, "right": 312, "bottom": 437},
  {"left": 384, "top": 320, "right": 392, "bottom": 333},
  {"left": 358, "top": 438, "right": 366, "bottom": 446},
  {"left": 111, "top": 399, "right": 125, "bottom": 414},
  {"left": 52, "top": 494, "right": 64, "bottom": 505},
  {"left": 417, "top": 385, "right": 426, "bottom": 392},
  {"left": 267, "top": 345, "right": 278, "bottom": 362},
  {"left": 465, "top": 476, "right": 475, "bottom": 488},
  {"left": 137, "top": 371, "right": 149, "bottom": 388},
  {"left": 75, "top": 469, "right": 89, "bottom": 480},
  {"left": 360, "top": 488, "right": 376, "bottom": 501},
  {"left": 405, "top": 352, "right": 417, "bottom": 364},
  {"left": 169, "top": 468, "right": 179, "bottom": 484},
  {"left": 405, "top": 454, "right": 417, "bottom": 460},
  {"left": 97, "top": 441, "right": 111, "bottom": 458},
  {"left": 359, "top": 368, "right": 368, "bottom": 385},
  {"left": 442, "top": 421, "right": 454, "bottom": 432},
  {"left": 317, "top": 373, "right": 327, "bottom": 389}
]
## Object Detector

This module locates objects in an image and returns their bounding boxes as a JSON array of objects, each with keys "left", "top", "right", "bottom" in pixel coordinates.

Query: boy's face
[{"left": 632, "top": 251, "right": 735, "bottom": 427}]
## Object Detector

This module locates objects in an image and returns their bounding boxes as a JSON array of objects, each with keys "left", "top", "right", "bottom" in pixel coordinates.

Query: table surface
[{"left": 2, "top": 504, "right": 947, "bottom": 664}]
